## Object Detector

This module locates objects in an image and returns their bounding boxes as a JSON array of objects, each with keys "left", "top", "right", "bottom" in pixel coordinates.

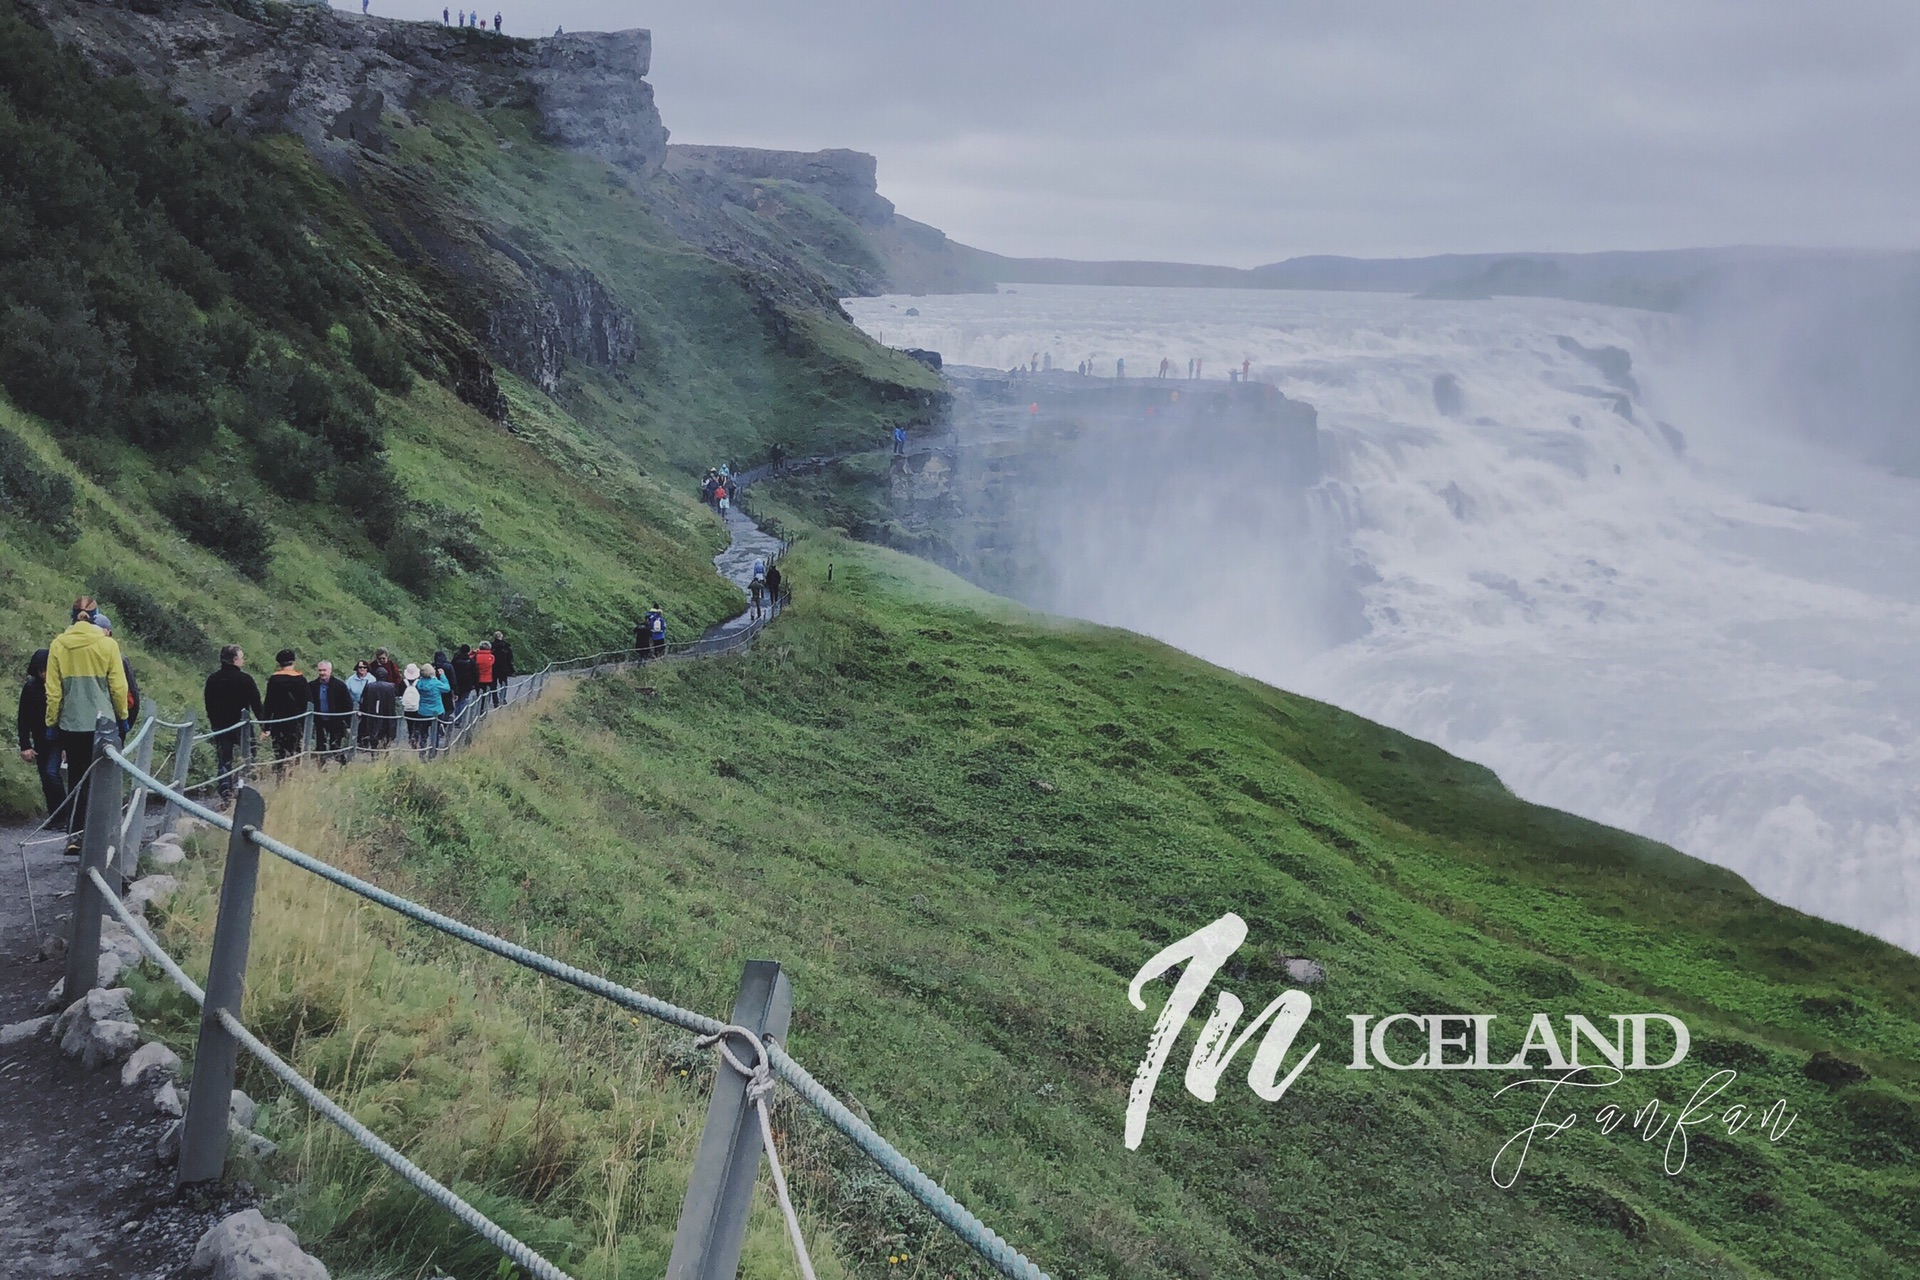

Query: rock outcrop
[
  {"left": 667, "top": 146, "right": 896, "bottom": 227},
  {"left": 18, "top": 0, "right": 667, "bottom": 181}
]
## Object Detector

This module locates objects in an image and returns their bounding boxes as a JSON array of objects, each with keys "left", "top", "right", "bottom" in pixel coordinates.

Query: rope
[
  {"left": 88, "top": 866, "right": 205, "bottom": 1003},
  {"left": 697, "top": 1025, "right": 818, "bottom": 1280},
  {"left": 763, "top": 1042, "right": 1049, "bottom": 1280},
  {"left": 216, "top": 1008, "right": 573, "bottom": 1280}
]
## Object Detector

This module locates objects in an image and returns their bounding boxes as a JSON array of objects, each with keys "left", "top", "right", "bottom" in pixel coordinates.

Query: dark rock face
[
  {"left": 483, "top": 255, "right": 640, "bottom": 395},
  {"left": 17, "top": 0, "right": 669, "bottom": 180},
  {"left": 1556, "top": 335, "right": 1640, "bottom": 396},
  {"left": 665, "top": 145, "right": 895, "bottom": 226},
  {"left": 1432, "top": 373, "right": 1464, "bottom": 417}
]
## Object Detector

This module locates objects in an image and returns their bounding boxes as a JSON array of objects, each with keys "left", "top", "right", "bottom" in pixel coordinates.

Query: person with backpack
[
  {"left": 400, "top": 663, "right": 428, "bottom": 752},
  {"left": 16, "top": 649, "right": 65, "bottom": 818},
  {"left": 748, "top": 558, "right": 768, "bottom": 621},
  {"left": 644, "top": 605, "right": 667, "bottom": 658},
  {"left": 45, "top": 596, "right": 130, "bottom": 854}
]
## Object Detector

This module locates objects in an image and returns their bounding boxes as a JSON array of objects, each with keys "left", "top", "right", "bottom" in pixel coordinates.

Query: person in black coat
[
  {"left": 262, "top": 648, "right": 310, "bottom": 767},
  {"left": 204, "top": 644, "right": 266, "bottom": 804},
  {"left": 308, "top": 660, "right": 354, "bottom": 764},
  {"left": 490, "top": 631, "right": 515, "bottom": 680},
  {"left": 451, "top": 644, "right": 478, "bottom": 710},
  {"left": 358, "top": 674, "right": 398, "bottom": 750},
  {"left": 17, "top": 649, "right": 65, "bottom": 816}
]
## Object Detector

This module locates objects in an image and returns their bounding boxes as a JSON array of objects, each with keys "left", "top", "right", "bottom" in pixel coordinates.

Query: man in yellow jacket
[{"left": 45, "top": 595, "right": 129, "bottom": 855}]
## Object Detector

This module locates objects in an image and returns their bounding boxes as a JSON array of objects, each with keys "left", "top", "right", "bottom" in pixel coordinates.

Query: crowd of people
[
  {"left": 197, "top": 632, "right": 518, "bottom": 803},
  {"left": 12, "top": 595, "right": 528, "bottom": 847}
]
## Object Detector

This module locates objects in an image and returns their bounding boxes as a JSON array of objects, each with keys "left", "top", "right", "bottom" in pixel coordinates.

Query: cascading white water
[{"left": 848, "top": 284, "right": 1920, "bottom": 952}]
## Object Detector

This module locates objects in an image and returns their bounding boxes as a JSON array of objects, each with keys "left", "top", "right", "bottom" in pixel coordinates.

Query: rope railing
[{"left": 54, "top": 524, "right": 1050, "bottom": 1280}]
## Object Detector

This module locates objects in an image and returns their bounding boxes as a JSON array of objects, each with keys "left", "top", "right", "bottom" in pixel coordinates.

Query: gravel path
[
  {"left": 0, "top": 502, "right": 787, "bottom": 1275},
  {"left": 0, "top": 818, "right": 249, "bottom": 1278}
]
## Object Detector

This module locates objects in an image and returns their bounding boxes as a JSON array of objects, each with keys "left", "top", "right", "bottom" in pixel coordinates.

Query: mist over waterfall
[{"left": 848, "top": 284, "right": 1920, "bottom": 952}]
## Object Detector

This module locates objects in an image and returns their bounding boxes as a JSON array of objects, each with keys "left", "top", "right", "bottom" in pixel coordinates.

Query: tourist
[
  {"left": 716, "top": 482, "right": 729, "bottom": 513},
  {"left": 493, "top": 11, "right": 502, "bottom": 31},
  {"left": 345, "top": 659, "right": 372, "bottom": 709},
  {"left": 310, "top": 660, "right": 353, "bottom": 764},
  {"left": 89, "top": 613, "right": 141, "bottom": 725},
  {"left": 203, "top": 645, "right": 265, "bottom": 806},
  {"left": 475, "top": 640, "right": 496, "bottom": 707},
  {"left": 262, "top": 649, "right": 310, "bottom": 768},
  {"left": 44, "top": 597, "right": 129, "bottom": 854},
  {"left": 749, "top": 560, "right": 767, "bottom": 621},
  {"left": 371, "top": 648, "right": 400, "bottom": 685},
  {"left": 400, "top": 663, "right": 428, "bottom": 752},
  {"left": 360, "top": 665, "right": 398, "bottom": 753},
  {"left": 451, "top": 643, "right": 478, "bottom": 713},
  {"left": 645, "top": 604, "right": 667, "bottom": 658},
  {"left": 1116, "top": 357, "right": 1125, "bottom": 378},
  {"left": 414, "top": 660, "right": 451, "bottom": 755},
  {"left": 491, "top": 630, "right": 515, "bottom": 699},
  {"left": 16, "top": 649, "right": 64, "bottom": 818},
  {"left": 442, "top": 5, "right": 448, "bottom": 22},
  {"left": 892, "top": 425, "right": 907, "bottom": 455},
  {"left": 1242, "top": 358, "right": 1251, "bottom": 381},
  {"left": 764, "top": 563, "right": 782, "bottom": 610}
]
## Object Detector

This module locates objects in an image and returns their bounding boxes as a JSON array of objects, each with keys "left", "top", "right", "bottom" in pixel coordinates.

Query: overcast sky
[{"left": 359, "top": 1, "right": 1920, "bottom": 265}]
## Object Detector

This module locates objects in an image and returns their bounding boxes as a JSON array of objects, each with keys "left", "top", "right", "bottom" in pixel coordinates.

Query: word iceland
[{"left": 1125, "top": 914, "right": 1795, "bottom": 1181}]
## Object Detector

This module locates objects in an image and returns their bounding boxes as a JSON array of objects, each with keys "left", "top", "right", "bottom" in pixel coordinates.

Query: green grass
[{"left": 135, "top": 530, "right": 1919, "bottom": 1278}]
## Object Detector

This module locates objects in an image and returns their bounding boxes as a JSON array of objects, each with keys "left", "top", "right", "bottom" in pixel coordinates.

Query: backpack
[{"left": 402, "top": 681, "right": 420, "bottom": 713}]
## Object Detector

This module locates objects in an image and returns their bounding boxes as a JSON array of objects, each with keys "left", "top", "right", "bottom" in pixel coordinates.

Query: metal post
[
  {"left": 666, "top": 960, "right": 794, "bottom": 1280},
  {"left": 300, "top": 706, "right": 314, "bottom": 761},
  {"left": 64, "top": 717, "right": 124, "bottom": 1001},
  {"left": 240, "top": 707, "right": 255, "bottom": 779},
  {"left": 161, "top": 715, "right": 194, "bottom": 832},
  {"left": 119, "top": 709, "right": 158, "bottom": 879},
  {"left": 178, "top": 786, "right": 265, "bottom": 1183}
]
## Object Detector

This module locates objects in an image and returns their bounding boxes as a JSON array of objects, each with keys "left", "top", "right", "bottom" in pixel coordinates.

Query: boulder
[
  {"left": 1282, "top": 957, "right": 1327, "bottom": 986},
  {"left": 147, "top": 842, "right": 187, "bottom": 867},
  {"left": 154, "top": 1080, "right": 184, "bottom": 1117},
  {"left": 38, "top": 933, "right": 67, "bottom": 962},
  {"left": 122, "top": 1040, "right": 182, "bottom": 1087},
  {"left": 230, "top": 1088, "right": 258, "bottom": 1130},
  {"left": 0, "top": 1015, "right": 53, "bottom": 1046},
  {"left": 189, "top": 1210, "right": 328, "bottom": 1280},
  {"left": 126, "top": 874, "right": 181, "bottom": 915},
  {"left": 53, "top": 987, "right": 142, "bottom": 1070}
]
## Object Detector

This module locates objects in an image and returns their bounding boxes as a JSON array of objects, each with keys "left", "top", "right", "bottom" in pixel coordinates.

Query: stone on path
[
  {"left": 0, "top": 1014, "right": 52, "bottom": 1046},
  {"left": 155, "top": 1080, "right": 184, "bottom": 1117},
  {"left": 53, "top": 987, "right": 142, "bottom": 1070},
  {"left": 122, "top": 1040, "right": 182, "bottom": 1087},
  {"left": 148, "top": 841, "right": 187, "bottom": 867},
  {"left": 189, "top": 1209, "right": 329, "bottom": 1280},
  {"left": 229, "top": 1088, "right": 258, "bottom": 1130}
]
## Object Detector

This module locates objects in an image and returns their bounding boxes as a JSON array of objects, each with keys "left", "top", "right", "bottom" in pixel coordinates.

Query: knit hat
[{"left": 403, "top": 663, "right": 421, "bottom": 681}]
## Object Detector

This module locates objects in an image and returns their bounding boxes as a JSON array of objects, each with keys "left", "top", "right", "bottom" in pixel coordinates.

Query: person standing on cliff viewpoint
[
  {"left": 442, "top": 5, "right": 448, "bottom": 21},
  {"left": 494, "top": 12, "right": 502, "bottom": 30}
]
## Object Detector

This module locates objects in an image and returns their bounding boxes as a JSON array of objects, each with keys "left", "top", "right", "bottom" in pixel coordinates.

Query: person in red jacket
[{"left": 474, "top": 641, "right": 497, "bottom": 708}]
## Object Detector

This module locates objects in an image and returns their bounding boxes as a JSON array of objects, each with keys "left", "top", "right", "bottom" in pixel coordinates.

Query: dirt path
[
  {"left": 0, "top": 818, "right": 248, "bottom": 1278},
  {"left": 0, "top": 503, "right": 789, "bottom": 1275}
]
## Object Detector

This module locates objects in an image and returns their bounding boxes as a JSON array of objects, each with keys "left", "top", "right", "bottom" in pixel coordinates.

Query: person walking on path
[
  {"left": 263, "top": 649, "right": 310, "bottom": 770},
  {"left": 765, "top": 563, "right": 783, "bottom": 610},
  {"left": 359, "top": 667, "right": 398, "bottom": 753},
  {"left": 309, "top": 660, "right": 353, "bottom": 765},
  {"left": 748, "top": 563, "right": 767, "bottom": 621},
  {"left": 16, "top": 649, "right": 65, "bottom": 819},
  {"left": 203, "top": 645, "right": 264, "bottom": 806},
  {"left": 400, "top": 663, "right": 428, "bottom": 752},
  {"left": 91, "top": 614, "right": 141, "bottom": 726},
  {"left": 370, "top": 648, "right": 401, "bottom": 686},
  {"left": 451, "top": 644, "right": 478, "bottom": 714},
  {"left": 345, "top": 660, "right": 372, "bottom": 709},
  {"left": 644, "top": 605, "right": 667, "bottom": 658},
  {"left": 715, "top": 482, "right": 729, "bottom": 514},
  {"left": 44, "top": 597, "right": 129, "bottom": 854},
  {"left": 414, "top": 660, "right": 451, "bottom": 756},
  {"left": 490, "top": 631, "right": 515, "bottom": 703},
  {"left": 474, "top": 641, "right": 496, "bottom": 709}
]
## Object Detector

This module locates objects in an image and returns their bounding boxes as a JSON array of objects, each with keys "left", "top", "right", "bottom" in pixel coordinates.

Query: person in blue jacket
[{"left": 413, "top": 660, "right": 452, "bottom": 756}]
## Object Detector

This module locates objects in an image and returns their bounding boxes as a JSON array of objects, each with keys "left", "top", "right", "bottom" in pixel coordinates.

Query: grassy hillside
[
  {"left": 0, "top": 2, "right": 936, "bottom": 817},
  {"left": 132, "top": 531, "right": 1919, "bottom": 1278}
]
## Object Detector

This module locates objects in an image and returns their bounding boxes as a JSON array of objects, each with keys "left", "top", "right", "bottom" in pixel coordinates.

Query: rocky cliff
[{"left": 19, "top": 0, "right": 668, "bottom": 179}]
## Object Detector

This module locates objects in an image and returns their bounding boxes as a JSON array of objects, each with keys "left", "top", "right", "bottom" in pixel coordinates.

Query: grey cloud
[{"left": 367, "top": 0, "right": 1920, "bottom": 260}]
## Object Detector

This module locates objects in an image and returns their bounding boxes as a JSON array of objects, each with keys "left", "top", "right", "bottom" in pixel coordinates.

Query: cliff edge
[{"left": 17, "top": 0, "right": 668, "bottom": 178}]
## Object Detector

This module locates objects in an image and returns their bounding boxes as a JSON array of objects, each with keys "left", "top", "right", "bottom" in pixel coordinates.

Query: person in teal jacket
[{"left": 414, "top": 661, "right": 451, "bottom": 755}]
